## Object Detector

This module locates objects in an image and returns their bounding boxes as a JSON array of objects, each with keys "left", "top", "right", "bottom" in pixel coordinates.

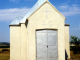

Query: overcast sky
[{"left": 0, "top": 0, "right": 80, "bottom": 42}]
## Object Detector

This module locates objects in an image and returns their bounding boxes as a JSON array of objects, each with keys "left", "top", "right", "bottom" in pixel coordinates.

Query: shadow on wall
[
  {"left": 25, "top": 20, "right": 28, "bottom": 28},
  {"left": 65, "top": 50, "right": 68, "bottom": 60}
]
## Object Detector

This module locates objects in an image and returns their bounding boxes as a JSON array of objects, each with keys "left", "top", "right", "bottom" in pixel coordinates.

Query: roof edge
[
  {"left": 9, "top": 23, "right": 26, "bottom": 27},
  {"left": 65, "top": 24, "right": 70, "bottom": 26}
]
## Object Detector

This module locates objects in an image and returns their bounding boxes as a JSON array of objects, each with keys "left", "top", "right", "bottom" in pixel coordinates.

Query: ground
[
  {"left": 0, "top": 48, "right": 80, "bottom": 60},
  {"left": 0, "top": 48, "right": 10, "bottom": 60},
  {"left": 70, "top": 51, "right": 80, "bottom": 60}
]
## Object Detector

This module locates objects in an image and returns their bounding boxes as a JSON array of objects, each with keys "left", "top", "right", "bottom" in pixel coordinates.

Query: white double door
[{"left": 36, "top": 30, "right": 58, "bottom": 60}]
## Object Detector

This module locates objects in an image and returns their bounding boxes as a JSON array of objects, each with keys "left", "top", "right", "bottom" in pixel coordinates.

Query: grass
[
  {"left": 0, "top": 48, "right": 10, "bottom": 60},
  {"left": 70, "top": 51, "right": 80, "bottom": 60},
  {"left": 0, "top": 48, "right": 80, "bottom": 60}
]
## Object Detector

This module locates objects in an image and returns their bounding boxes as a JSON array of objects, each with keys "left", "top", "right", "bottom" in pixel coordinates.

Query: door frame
[{"left": 35, "top": 29, "right": 58, "bottom": 60}]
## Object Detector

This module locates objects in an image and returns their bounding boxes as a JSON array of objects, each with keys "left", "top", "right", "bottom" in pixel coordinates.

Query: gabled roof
[
  {"left": 10, "top": 0, "right": 66, "bottom": 25},
  {"left": 10, "top": 0, "right": 48, "bottom": 25},
  {"left": 10, "top": 16, "right": 23, "bottom": 25}
]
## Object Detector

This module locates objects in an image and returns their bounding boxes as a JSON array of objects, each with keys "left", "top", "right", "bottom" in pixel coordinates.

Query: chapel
[{"left": 10, "top": 0, "right": 70, "bottom": 60}]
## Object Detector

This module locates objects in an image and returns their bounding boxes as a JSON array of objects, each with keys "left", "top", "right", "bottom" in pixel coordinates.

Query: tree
[{"left": 70, "top": 36, "right": 80, "bottom": 45}]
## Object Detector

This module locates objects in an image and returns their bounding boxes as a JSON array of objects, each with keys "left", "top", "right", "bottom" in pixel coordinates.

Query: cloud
[
  {"left": 58, "top": 4, "right": 80, "bottom": 16},
  {"left": 71, "top": 28, "right": 80, "bottom": 30},
  {"left": 59, "top": 3, "right": 69, "bottom": 11},
  {"left": 9, "top": 0, "right": 19, "bottom": 2},
  {"left": 0, "top": 8, "right": 30, "bottom": 21}
]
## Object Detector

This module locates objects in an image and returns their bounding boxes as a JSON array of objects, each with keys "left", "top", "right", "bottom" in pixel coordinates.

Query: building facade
[{"left": 10, "top": 0, "right": 70, "bottom": 60}]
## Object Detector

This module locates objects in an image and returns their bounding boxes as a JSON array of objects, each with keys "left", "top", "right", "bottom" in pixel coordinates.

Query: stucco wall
[
  {"left": 27, "top": 2, "right": 65, "bottom": 60},
  {"left": 65, "top": 26, "right": 70, "bottom": 58},
  {"left": 21, "top": 24, "right": 27, "bottom": 60},
  {"left": 10, "top": 26, "right": 21, "bottom": 60}
]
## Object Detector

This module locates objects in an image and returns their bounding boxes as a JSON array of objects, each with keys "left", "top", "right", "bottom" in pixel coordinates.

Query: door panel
[
  {"left": 37, "top": 32, "right": 47, "bottom": 46},
  {"left": 36, "top": 30, "right": 58, "bottom": 60},
  {"left": 48, "top": 33, "right": 57, "bottom": 46},
  {"left": 48, "top": 46, "right": 58, "bottom": 58},
  {"left": 37, "top": 46, "right": 47, "bottom": 60},
  {"left": 36, "top": 30, "right": 47, "bottom": 60}
]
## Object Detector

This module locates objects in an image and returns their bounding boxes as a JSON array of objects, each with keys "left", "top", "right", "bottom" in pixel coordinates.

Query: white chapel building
[{"left": 10, "top": 0, "right": 70, "bottom": 60}]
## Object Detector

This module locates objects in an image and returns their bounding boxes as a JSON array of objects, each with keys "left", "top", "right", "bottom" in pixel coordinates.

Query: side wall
[
  {"left": 21, "top": 24, "right": 27, "bottom": 60},
  {"left": 10, "top": 24, "right": 28, "bottom": 60},
  {"left": 10, "top": 26, "right": 21, "bottom": 60},
  {"left": 65, "top": 26, "right": 70, "bottom": 59}
]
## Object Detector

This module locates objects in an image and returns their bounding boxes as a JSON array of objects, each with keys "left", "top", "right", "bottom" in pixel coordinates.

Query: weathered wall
[
  {"left": 10, "top": 26, "right": 21, "bottom": 60},
  {"left": 65, "top": 26, "right": 70, "bottom": 59}
]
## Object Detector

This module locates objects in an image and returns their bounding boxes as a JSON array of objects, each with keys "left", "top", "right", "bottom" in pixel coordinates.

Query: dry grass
[
  {"left": 70, "top": 51, "right": 80, "bottom": 60},
  {"left": 0, "top": 48, "right": 10, "bottom": 60}
]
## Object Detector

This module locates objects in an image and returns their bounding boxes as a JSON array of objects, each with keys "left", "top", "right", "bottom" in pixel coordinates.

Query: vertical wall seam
[{"left": 20, "top": 25, "right": 21, "bottom": 60}]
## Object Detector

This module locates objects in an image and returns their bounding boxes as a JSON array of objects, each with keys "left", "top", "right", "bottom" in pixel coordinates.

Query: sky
[{"left": 0, "top": 0, "right": 80, "bottom": 42}]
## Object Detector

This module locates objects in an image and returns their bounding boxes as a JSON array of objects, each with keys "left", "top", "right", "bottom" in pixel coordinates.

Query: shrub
[
  {"left": 70, "top": 46, "right": 80, "bottom": 54},
  {"left": 2, "top": 49, "right": 10, "bottom": 52},
  {"left": 0, "top": 45, "right": 10, "bottom": 48}
]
